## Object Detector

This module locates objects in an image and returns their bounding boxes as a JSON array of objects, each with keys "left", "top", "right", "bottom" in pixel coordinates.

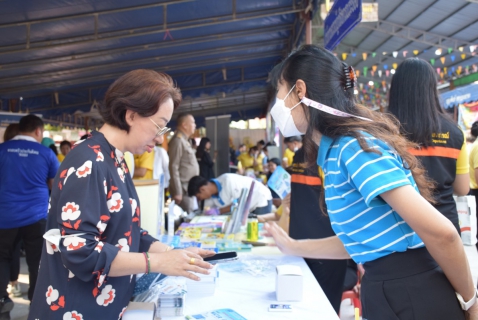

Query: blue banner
[{"left": 324, "top": 0, "right": 362, "bottom": 50}]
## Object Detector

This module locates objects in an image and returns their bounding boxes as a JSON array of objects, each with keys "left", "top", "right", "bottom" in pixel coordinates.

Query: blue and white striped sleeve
[{"left": 338, "top": 138, "right": 412, "bottom": 207}]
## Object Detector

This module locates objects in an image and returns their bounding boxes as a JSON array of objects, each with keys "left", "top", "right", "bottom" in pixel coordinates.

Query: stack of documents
[{"left": 134, "top": 276, "right": 186, "bottom": 317}]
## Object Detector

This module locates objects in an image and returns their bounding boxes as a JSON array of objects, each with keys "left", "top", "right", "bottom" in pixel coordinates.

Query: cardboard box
[{"left": 275, "top": 265, "right": 303, "bottom": 301}]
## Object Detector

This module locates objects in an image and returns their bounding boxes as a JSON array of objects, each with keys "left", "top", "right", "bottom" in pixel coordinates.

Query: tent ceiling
[
  {"left": 0, "top": 0, "right": 312, "bottom": 124},
  {"left": 1, "top": 0, "right": 477, "bottom": 125},
  {"left": 323, "top": 0, "right": 478, "bottom": 88}
]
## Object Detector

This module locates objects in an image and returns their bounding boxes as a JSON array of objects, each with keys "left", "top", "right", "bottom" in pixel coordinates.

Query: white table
[{"left": 163, "top": 246, "right": 339, "bottom": 320}]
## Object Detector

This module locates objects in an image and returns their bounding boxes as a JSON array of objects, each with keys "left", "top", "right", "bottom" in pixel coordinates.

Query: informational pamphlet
[{"left": 267, "top": 166, "right": 291, "bottom": 199}]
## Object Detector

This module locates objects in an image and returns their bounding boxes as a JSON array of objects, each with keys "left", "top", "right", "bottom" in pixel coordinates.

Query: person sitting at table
[{"left": 187, "top": 173, "right": 272, "bottom": 215}]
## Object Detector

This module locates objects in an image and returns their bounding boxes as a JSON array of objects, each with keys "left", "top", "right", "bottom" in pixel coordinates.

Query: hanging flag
[
  {"left": 362, "top": 52, "right": 368, "bottom": 60},
  {"left": 351, "top": 52, "right": 357, "bottom": 57},
  {"left": 382, "top": 80, "right": 386, "bottom": 87},
  {"left": 413, "top": 50, "right": 419, "bottom": 55},
  {"left": 448, "top": 48, "right": 453, "bottom": 54},
  {"left": 371, "top": 70, "right": 375, "bottom": 76},
  {"left": 459, "top": 47, "right": 464, "bottom": 52},
  {"left": 342, "top": 53, "right": 348, "bottom": 61},
  {"left": 440, "top": 72, "right": 444, "bottom": 79},
  {"left": 372, "top": 65, "right": 378, "bottom": 72},
  {"left": 378, "top": 70, "right": 382, "bottom": 77},
  {"left": 451, "top": 55, "right": 456, "bottom": 62},
  {"left": 355, "top": 70, "right": 360, "bottom": 77},
  {"left": 451, "top": 67, "right": 455, "bottom": 73},
  {"left": 440, "top": 57, "right": 446, "bottom": 64},
  {"left": 462, "top": 53, "right": 466, "bottom": 60},
  {"left": 359, "top": 83, "right": 364, "bottom": 90},
  {"left": 372, "top": 52, "right": 377, "bottom": 58},
  {"left": 444, "top": 67, "right": 447, "bottom": 74},
  {"left": 430, "top": 59, "right": 435, "bottom": 65},
  {"left": 393, "top": 51, "right": 398, "bottom": 58},
  {"left": 465, "top": 66, "right": 470, "bottom": 75},
  {"left": 403, "top": 51, "right": 408, "bottom": 57},
  {"left": 383, "top": 64, "right": 388, "bottom": 70},
  {"left": 457, "top": 66, "right": 462, "bottom": 75},
  {"left": 470, "top": 45, "right": 476, "bottom": 53},
  {"left": 392, "top": 63, "right": 398, "bottom": 69},
  {"left": 386, "top": 70, "right": 390, "bottom": 77},
  {"left": 436, "top": 68, "right": 441, "bottom": 74},
  {"left": 382, "top": 52, "right": 387, "bottom": 56},
  {"left": 363, "top": 66, "right": 368, "bottom": 76}
]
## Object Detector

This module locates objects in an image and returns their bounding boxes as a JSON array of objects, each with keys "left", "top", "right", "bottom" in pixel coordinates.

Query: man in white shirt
[{"left": 188, "top": 173, "right": 272, "bottom": 215}]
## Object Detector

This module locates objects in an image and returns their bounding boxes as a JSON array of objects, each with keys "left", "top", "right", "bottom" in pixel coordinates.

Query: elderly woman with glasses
[{"left": 29, "top": 70, "right": 214, "bottom": 320}]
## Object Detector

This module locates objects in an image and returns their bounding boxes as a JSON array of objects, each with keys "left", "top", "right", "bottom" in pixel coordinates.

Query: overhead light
[
  {"left": 368, "top": 81, "right": 374, "bottom": 86},
  {"left": 435, "top": 49, "right": 442, "bottom": 55},
  {"left": 19, "top": 97, "right": 23, "bottom": 100},
  {"left": 391, "top": 69, "right": 396, "bottom": 74}
]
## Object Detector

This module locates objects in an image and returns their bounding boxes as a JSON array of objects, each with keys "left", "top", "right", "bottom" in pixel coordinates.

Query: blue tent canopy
[
  {"left": 441, "top": 83, "right": 478, "bottom": 109},
  {"left": 0, "top": 0, "right": 317, "bottom": 127}
]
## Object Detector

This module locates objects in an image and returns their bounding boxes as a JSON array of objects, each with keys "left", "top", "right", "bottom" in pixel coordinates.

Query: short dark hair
[
  {"left": 257, "top": 140, "right": 265, "bottom": 146},
  {"left": 472, "top": 121, "right": 478, "bottom": 138},
  {"left": 60, "top": 140, "right": 72, "bottom": 148},
  {"left": 177, "top": 113, "right": 193, "bottom": 126},
  {"left": 19, "top": 114, "right": 43, "bottom": 133},
  {"left": 188, "top": 176, "right": 209, "bottom": 197},
  {"left": 288, "top": 135, "right": 302, "bottom": 142},
  {"left": 268, "top": 157, "right": 281, "bottom": 167},
  {"left": 101, "top": 69, "right": 181, "bottom": 133}
]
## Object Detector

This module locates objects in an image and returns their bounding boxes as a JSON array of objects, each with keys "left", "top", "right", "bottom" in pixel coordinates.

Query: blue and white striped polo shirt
[{"left": 317, "top": 133, "right": 424, "bottom": 264}]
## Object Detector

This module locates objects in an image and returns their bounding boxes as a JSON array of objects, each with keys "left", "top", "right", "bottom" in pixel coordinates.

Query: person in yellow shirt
[
  {"left": 282, "top": 136, "right": 302, "bottom": 167},
  {"left": 469, "top": 121, "right": 478, "bottom": 250},
  {"left": 237, "top": 146, "right": 265, "bottom": 173},
  {"left": 57, "top": 140, "right": 71, "bottom": 163},
  {"left": 133, "top": 150, "right": 155, "bottom": 180}
]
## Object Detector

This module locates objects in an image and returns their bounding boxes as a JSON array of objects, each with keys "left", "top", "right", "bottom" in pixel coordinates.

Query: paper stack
[
  {"left": 186, "top": 264, "right": 219, "bottom": 297},
  {"left": 134, "top": 276, "right": 186, "bottom": 317}
]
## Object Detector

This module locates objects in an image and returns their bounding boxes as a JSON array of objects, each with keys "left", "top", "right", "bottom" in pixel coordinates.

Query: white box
[
  {"left": 275, "top": 265, "right": 303, "bottom": 301},
  {"left": 122, "top": 302, "right": 156, "bottom": 320}
]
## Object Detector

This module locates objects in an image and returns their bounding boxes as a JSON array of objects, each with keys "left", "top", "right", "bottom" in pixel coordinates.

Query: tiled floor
[{"left": 9, "top": 245, "right": 478, "bottom": 320}]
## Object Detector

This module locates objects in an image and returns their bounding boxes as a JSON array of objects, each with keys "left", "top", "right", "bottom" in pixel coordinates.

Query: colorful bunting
[
  {"left": 342, "top": 53, "right": 348, "bottom": 61},
  {"left": 362, "top": 53, "right": 368, "bottom": 61},
  {"left": 372, "top": 65, "right": 378, "bottom": 72},
  {"left": 392, "top": 51, "right": 398, "bottom": 58},
  {"left": 430, "top": 58, "right": 435, "bottom": 65},
  {"left": 392, "top": 63, "right": 398, "bottom": 69},
  {"left": 462, "top": 53, "right": 466, "bottom": 60},
  {"left": 451, "top": 55, "right": 455, "bottom": 62},
  {"left": 448, "top": 48, "right": 453, "bottom": 54},
  {"left": 372, "top": 52, "right": 377, "bottom": 58},
  {"left": 363, "top": 66, "right": 368, "bottom": 76},
  {"left": 403, "top": 51, "right": 408, "bottom": 57},
  {"left": 413, "top": 50, "right": 419, "bottom": 55},
  {"left": 440, "top": 57, "right": 445, "bottom": 64}
]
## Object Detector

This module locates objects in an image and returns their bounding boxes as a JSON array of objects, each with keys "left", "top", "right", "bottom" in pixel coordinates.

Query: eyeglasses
[{"left": 149, "top": 118, "right": 171, "bottom": 137}]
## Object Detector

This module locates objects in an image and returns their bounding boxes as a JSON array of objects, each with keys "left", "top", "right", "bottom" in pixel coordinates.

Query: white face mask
[
  {"left": 270, "top": 85, "right": 372, "bottom": 137},
  {"left": 270, "top": 85, "right": 304, "bottom": 137}
]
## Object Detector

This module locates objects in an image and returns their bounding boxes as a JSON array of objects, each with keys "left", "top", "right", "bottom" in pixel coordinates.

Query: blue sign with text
[{"left": 324, "top": 0, "right": 362, "bottom": 50}]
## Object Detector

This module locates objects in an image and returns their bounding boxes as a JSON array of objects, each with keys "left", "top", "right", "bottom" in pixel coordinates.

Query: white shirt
[
  {"left": 211, "top": 173, "right": 272, "bottom": 211},
  {"left": 153, "top": 146, "right": 170, "bottom": 188}
]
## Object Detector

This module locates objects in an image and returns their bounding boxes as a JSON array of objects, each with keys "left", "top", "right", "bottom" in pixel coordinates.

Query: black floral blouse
[{"left": 29, "top": 131, "right": 157, "bottom": 320}]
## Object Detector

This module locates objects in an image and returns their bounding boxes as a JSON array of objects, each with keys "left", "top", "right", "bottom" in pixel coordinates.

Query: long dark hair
[
  {"left": 388, "top": 58, "right": 451, "bottom": 147},
  {"left": 270, "top": 45, "right": 434, "bottom": 203},
  {"left": 196, "top": 137, "right": 211, "bottom": 159}
]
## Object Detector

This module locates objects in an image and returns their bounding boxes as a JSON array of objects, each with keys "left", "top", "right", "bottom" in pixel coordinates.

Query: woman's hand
[
  {"left": 466, "top": 302, "right": 478, "bottom": 320},
  {"left": 149, "top": 249, "right": 213, "bottom": 281},
  {"left": 184, "top": 247, "right": 216, "bottom": 258},
  {"left": 264, "top": 221, "right": 297, "bottom": 256}
]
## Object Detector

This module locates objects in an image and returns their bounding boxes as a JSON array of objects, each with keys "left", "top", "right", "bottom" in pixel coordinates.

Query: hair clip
[{"left": 343, "top": 64, "right": 356, "bottom": 90}]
